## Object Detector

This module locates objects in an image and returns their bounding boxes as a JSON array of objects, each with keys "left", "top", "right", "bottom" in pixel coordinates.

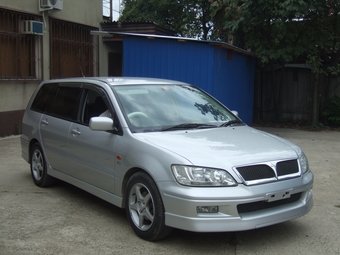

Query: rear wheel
[
  {"left": 30, "top": 143, "right": 55, "bottom": 187},
  {"left": 125, "top": 172, "right": 173, "bottom": 241}
]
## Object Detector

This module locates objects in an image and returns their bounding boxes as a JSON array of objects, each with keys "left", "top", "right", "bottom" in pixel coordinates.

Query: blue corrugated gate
[{"left": 123, "top": 36, "right": 255, "bottom": 125}]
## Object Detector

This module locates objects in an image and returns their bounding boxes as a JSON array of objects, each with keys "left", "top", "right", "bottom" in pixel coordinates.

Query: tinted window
[
  {"left": 31, "top": 83, "right": 58, "bottom": 113},
  {"left": 51, "top": 87, "right": 82, "bottom": 121},
  {"left": 82, "top": 89, "right": 110, "bottom": 124}
]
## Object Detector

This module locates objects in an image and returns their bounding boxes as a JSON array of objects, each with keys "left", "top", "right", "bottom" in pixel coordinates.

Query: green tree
[
  {"left": 210, "top": 0, "right": 340, "bottom": 125},
  {"left": 119, "top": 0, "right": 214, "bottom": 40}
]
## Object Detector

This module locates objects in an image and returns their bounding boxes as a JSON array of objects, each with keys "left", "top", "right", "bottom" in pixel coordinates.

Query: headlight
[
  {"left": 171, "top": 165, "right": 237, "bottom": 187},
  {"left": 298, "top": 151, "right": 309, "bottom": 174}
]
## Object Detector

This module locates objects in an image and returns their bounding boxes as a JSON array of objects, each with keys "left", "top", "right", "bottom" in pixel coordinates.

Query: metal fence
[
  {"left": 254, "top": 65, "right": 340, "bottom": 123},
  {"left": 50, "top": 18, "right": 96, "bottom": 79},
  {"left": 0, "top": 8, "right": 42, "bottom": 80}
]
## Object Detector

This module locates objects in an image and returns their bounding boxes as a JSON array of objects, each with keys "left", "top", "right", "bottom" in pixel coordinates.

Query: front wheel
[
  {"left": 125, "top": 172, "right": 173, "bottom": 241},
  {"left": 30, "top": 143, "right": 55, "bottom": 187}
]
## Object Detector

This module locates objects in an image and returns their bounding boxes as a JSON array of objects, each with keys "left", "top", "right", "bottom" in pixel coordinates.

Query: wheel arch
[
  {"left": 28, "top": 138, "right": 40, "bottom": 164},
  {"left": 121, "top": 167, "right": 154, "bottom": 209}
]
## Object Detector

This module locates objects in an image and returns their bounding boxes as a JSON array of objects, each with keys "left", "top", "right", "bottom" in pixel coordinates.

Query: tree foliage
[
  {"left": 322, "top": 95, "right": 340, "bottom": 126},
  {"left": 119, "top": 0, "right": 214, "bottom": 39},
  {"left": 210, "top": 0, "right": 338, "bottom": 64}
]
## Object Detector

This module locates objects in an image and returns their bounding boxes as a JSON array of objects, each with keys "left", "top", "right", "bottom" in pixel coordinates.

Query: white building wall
[
  {"left": 1, "top": 0, "right": 102, "bottom": 25},
  {"left": 0, "top": 0, "right": 103, "bottom": 135}
]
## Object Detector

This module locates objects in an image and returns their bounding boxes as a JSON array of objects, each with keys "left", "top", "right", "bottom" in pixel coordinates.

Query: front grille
[
  {"left": 277, "top": 159, "right": 299, "bottom": 176},
  {"left": 237, "top": 193, "right": 302, "bottom": 214},
  {"left": 236, "top": 164, "right": 275, "bottom": 181},
  {"left": 235, "top": 159, "right": 300, "bottom": 185}
]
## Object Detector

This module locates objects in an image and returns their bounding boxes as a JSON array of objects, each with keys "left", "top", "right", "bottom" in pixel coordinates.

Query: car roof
[{"left": 42, "top": 77, "right": 189, "bottom": 86}]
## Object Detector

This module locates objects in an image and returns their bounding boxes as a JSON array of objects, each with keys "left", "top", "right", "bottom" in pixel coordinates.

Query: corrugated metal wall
[
  {"left": 123, "top": 36, "right": 255, "bottom": 124},
  {"left": 212, "top": 49, "right": 255, "bottom": 125}
]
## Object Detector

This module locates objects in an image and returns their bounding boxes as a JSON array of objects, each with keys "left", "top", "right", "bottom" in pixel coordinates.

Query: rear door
[{"left": 39, "top": 83, "right": 82, "bottom": 172}]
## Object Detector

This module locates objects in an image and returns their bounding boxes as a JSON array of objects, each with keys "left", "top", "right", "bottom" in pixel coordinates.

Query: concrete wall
[
  {"left": 1, "top": 0, "right": 102, "bottom": 25},
  {"left": 0, "top": 0, "right": 103, "bottom": 136}
]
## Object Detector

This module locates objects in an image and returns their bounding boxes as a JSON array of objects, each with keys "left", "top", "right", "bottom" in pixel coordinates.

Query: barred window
[
  {"left": 50, "top": 19, "right": 96, "bottom": 79},
  {"left": 0, "top": 8, "right": 42, "bottom": 80}
]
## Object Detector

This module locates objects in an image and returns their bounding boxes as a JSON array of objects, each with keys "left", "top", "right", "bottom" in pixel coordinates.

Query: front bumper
[{"left": 161, "top": 171, "right": 313, "bottom": 232}]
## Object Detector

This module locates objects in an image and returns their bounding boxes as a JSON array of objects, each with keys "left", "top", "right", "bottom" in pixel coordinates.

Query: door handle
[
  {"left": 41, "top": 119, "right": 49, "bottom": 126},
  {"left": 71, "top": 128, "right": 81, "bottom": 136}
]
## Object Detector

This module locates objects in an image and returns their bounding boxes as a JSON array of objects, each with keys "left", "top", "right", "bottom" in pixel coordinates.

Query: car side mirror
[
  {"left": 89, "top": 117, "right": 114, "bottom": 131},
  {"left": 231, "top": 110, "right": 238, "bottom": 117}
]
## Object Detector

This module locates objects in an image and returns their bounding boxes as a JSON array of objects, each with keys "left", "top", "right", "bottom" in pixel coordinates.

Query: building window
[
  {"left": 50, "top": 19, "right": 96, "bottom": 78},
  {"left": 0, "top": 8, "right": 42, "bottom": 80}
]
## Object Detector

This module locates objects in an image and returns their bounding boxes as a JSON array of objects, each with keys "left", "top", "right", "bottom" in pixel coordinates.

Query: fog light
[
  {"left": 306, "top": 188, "right": 313, "bottom": 202},
  {"left": 196, "top": 206, "right": 219, "bottom": 213}
]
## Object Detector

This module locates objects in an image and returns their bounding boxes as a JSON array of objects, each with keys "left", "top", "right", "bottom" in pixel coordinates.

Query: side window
[
  {"left": 82, "top": 89, "right": 111, "bottom": 124},
  {"left": 31, "top": 83, "right": 58, "bottom": 113},
  {"left": 50, "top": 87, "right": 82, "bottom": 121}
]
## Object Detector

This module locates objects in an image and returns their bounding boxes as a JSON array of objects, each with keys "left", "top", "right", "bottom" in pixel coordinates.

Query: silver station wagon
[{"left": 21, "top": 77, "right": 314, "bottom": 241}]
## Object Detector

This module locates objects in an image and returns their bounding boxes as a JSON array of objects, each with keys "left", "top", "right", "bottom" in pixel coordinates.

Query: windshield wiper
[
  {"left": 161, "top": 123, "right": 217, "bottom": 131},
  {"left": 219, "top": 120, "right": 244, "bottom": 127}
]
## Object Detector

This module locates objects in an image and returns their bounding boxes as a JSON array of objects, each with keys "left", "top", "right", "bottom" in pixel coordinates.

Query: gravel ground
[{"left": 0, "top": 127, "right": 339, "bottom": 254}]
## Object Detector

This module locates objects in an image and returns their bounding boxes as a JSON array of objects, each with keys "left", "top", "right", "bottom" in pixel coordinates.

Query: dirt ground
[{"left": 0, "top": 127, "right": 339, "bottom": 255}]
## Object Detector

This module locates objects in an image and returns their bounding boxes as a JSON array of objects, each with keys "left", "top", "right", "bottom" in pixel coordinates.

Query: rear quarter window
[
  {"left": 31, "top": 83, "right": 58, "bottom": 113},
  {"left": 31, "top": 83, "right": 82, "bottom": 121}
]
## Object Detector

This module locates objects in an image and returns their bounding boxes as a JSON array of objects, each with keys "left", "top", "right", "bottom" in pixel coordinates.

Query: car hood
[{"left": 135, "top": 126, "right": 299, "bottom": 169}]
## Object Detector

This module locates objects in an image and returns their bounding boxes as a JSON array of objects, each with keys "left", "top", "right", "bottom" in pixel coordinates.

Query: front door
[{"left": 67, "top": 87, "right": 117, "bottom": 193}]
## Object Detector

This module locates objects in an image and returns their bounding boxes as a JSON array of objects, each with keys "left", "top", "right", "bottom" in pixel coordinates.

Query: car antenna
[{"left": 80, "top": 66, "right": 85, "bottom": 77}]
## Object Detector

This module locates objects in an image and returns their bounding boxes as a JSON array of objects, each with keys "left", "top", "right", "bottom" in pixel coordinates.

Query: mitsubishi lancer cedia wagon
[{"left": 21, "top": 77, "right": 314, "bottom": 241}]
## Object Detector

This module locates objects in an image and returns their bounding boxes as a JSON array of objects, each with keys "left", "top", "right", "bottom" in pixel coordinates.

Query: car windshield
[{"left": 113, "top": 84, "right": 242, "bottom": 132}]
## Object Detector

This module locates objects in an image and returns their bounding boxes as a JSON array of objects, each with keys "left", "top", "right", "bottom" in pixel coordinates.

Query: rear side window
[
  {"left": 51, "top": 87, "right": 82, "bottom": 120},
  {"left": 31, "top": 83, "right": 58, "bottom": 113},
  {"left": 31, "top": 83, "right": 82, "bottom": 121}
]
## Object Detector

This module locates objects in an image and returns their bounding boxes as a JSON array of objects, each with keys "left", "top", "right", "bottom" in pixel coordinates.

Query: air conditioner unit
[
  {"left": 39, "top": 0, "right": 63, "bottom": 12},
  {"left": 22, "top": 20, "right": 44, "bottom": 35}
]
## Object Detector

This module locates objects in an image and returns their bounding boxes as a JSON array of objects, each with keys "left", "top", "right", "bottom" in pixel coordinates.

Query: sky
[{"left": 102, "top": 0, "right": 124, "bottom": 21}]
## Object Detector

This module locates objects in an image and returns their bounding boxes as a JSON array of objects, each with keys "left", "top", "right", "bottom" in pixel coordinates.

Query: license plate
[{"left": 266, "top": 189, "right": 293, "bottom": 202}]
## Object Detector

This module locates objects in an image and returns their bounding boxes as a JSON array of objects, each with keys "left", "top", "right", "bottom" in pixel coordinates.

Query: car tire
[
  {"left": 30, "top": 143, "right": 55, "bottom": 187},
  {"left": 125, "top": 172, "right": 173, "bottom": 241}
]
